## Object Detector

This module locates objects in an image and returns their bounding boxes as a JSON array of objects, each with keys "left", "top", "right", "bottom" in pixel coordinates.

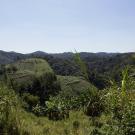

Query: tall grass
[
  {"left": 74, "top": 51, "right": 89, "bottom": 80},
  {"left": 0, "top": 83, "right": 94, "bottom": 135}
]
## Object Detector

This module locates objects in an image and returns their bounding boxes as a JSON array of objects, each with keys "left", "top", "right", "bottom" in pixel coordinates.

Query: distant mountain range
[{"left": 0, "top": 50, "right": 128, "bottom": 64}]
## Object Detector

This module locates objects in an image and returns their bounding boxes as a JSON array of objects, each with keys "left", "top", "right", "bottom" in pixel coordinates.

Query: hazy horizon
[
  {"left": 0, "top": 0, "right": 135, "bottom": 53},
  {"left": 1, "top": 49, "right": 135, "bottom": 55}
]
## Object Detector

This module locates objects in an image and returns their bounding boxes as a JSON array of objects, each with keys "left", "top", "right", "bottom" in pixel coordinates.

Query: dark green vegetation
[
  {"left": 1, "top": 50, "right": 135, "bottom": 89},
  {"left": 0, "top": 51, "right": 135, "bottom": 135}
]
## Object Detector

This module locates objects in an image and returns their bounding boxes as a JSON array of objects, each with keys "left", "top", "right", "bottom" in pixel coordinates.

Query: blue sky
[{"left": 0, "top": 0, "right": 135, "bottom": 53}]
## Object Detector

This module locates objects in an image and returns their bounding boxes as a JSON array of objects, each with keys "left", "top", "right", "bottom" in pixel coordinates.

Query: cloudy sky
[{"left": 0, "top": 0, "right": 135, "bottom": 53}]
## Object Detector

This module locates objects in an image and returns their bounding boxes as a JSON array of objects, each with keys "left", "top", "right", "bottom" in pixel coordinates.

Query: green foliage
[
  {"left": 22, "top": 93, "right": 39, "bottom": 109},
  {"left": 0, "top": 82, "right": 92, "bottom": 134},
  {"left": 5, "top": 58, "right": 53, "bottom": 90},
  {"left": 102, "top": 88, "right": 135, "bottom": 135},
  {"left": 121, "top": 66, "right": 129, "bottom": 97},
  {"left": 101, "top": 68, "right": 135, "bottom": 135},
  {"left": 57, "top": 75, "right": 96, "bottom": 96},
  {"left": 4, "top": 58, "right": 61, "bottom": 105},
  {"left": 52, "top": 87, "right": 98, "bottom": 110},
  {"left": 74, "top": 51, "right": 89, "bottom": 80},
  {"left": 1, "top": 54, "right": 135, "bottom": 135},
  {"left": 0, "top": 83, "right": 22, "bottom": 135},
  {"left": 32, "top": 104, "right": 45, "bottom": 116},
  {"left": 45, "top": 86, "right": 101, "bottom": 121},
  {"left": 32, "top": 72, "right": 61, "bottom": 104},
  {"left": 45, "top": 97, "right": 69, "bottom": 120},
  {"left": 89, "top": 72, "right": 111, "bottom": 89},
  {"left": 84, "top": 91, "right": 104, "bottom": 117}
]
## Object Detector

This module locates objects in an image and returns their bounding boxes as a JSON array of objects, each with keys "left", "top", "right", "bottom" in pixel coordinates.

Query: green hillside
[
  {"left": 5, "top": 58, "right": 95, "bottom": 96},
  {"left": 5, "top": 58, "right": 53, "bottom": 89},
  {"left": 6, "top": 58, "right": 53, "bottom": 76},
  {"left": 57, "top": 75, "right": 97, "bottom": 95},
  {"left": 4, "top": 58, "right": 60, "bottom": 105},
  {"left": 3, "top": 58, "right": 98, "bottom": 112}
]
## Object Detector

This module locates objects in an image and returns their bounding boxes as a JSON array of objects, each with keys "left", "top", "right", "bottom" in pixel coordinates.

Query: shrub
[
  {"left": 22, "top": 93, "right": 39, "bottom": 110},
  {"left": 32, "top": 104, "right": 45, "bottom": 116},
  {"left": 45, "top": 98, "right": 69, "bottom": 120},
  {"left": 102, "top": 67, "right": 135, "bottom": 134},
  {"left": 84, "top": 90, "right": 104, "bottom": 117},
  {"left": 30, "top": 72, "right": 61, "bottom": 104},
  {"left": 44, "top": 87, "right": 103, "bottom": 120},
  {"left": 0, "top": 83, "right": 21, "bottom": 135},
  {"left": 103, "top": 87, "right": 135, "bottom": 135}
]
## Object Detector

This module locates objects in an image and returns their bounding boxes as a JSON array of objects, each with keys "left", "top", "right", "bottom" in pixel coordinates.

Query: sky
[{"left": 0, "top": 0, "right": 135, "bottom": 53}]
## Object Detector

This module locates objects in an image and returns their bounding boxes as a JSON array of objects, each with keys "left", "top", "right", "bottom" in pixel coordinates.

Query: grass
[
  {"left": 19, "top": 111, "right": 92, "bottom": 135},
  {"left": 5, "top": 58, "right": 54, "bottom": 88},
  {"left": 0, "top": 83, "right": 92, "bottom": 135},
  {"left": 6, "top": 58, "right": 53, "bottom": 75},
  {"left": 0, "top": 82, "right": 93, "bottom": 135},
  {"left": 57, "top": 75, "right": 97, "bottom": 94}
]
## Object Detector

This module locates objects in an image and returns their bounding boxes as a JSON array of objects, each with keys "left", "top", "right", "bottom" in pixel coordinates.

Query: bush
[
  {"left": 45, "top": 98, "right": 69, "bottom": 120},
  {"left": 84, "top": 90, "right": 104, "bottom": 117},
  {"left": 103, "top": 87, "right": 135, "bottom": 135},
  {"left": 22, "top": 93, "right": 39, "bottom": 110},
  {"left": 101, "top": 67, "right": 135, "bottom": 135},
  {"left": 32, "top": 104, "right": 45, "bottom": 116},
  {"left": 44, "top": 87, "right": 103, "bottom": 120},
  {"left": 0, "top": 83, "right": 21, "bottom": 135},
  {"left": 30, "top": 72, "right": 61, "bottom": 104}
]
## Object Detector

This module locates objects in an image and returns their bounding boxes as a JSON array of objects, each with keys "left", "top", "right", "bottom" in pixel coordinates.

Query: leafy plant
[
  {"left": 0, "top": 83, "right": 21, "bottom": 135},
  {"left": 22, "top": 93, "right": 40, "bottom": 110},
  {"left": 121, "top": 66, "right": 129, "bottom": 97},
  {"left": 102, "top": 67, "right": 135, "bottom": 135},
  {"left": 45, "top": 97, "right": 69, "bottom": 120},
  {"left": 74, "top": 50, "right": 89, "bottom": 80}
]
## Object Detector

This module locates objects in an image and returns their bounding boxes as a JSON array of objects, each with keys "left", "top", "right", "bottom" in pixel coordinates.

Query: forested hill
[{"left": 0, "top": 50, "right": 135, "bottom": 89}]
